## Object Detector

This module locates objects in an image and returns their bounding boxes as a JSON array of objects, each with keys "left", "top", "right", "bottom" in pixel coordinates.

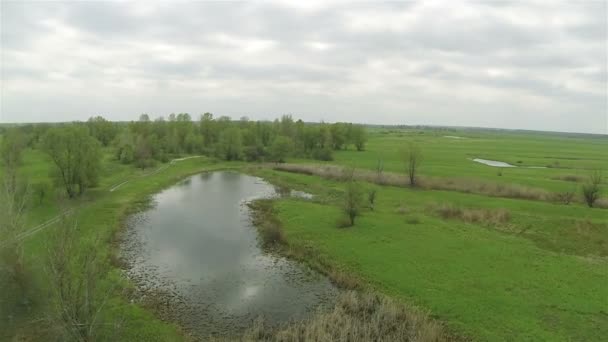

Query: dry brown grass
[
  {"left": 431, "top": 204, "right": 511, "bottom": 225},
  {"left": 595, "top": 198, "right": 608, "bottom": 209},
  {"left": 225, "top": 291, "right": 459, "bottom": 342},
  {"left": 272, "top": 164, "right": 551, "bottom": 202},
  {"left": 551, "top": 174, "right": 584, "bottom": 182}
]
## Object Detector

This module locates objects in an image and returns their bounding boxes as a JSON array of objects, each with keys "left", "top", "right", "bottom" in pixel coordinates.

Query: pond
[
  {"left": 121, "top": 171, "right": 338, "bottom": 338},
  {"left": 472, "top": 158, "right": 516, "bottom": 167}
]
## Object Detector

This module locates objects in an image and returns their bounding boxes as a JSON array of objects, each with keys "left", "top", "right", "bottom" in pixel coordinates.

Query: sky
[{"left": 1, "top": 0, "right": 607, "bottom": 134}]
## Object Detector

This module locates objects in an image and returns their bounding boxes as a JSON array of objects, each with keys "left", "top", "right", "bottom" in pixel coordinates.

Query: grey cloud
[{"left": 1, "top": 1, "right": 606, "bottom": 134}]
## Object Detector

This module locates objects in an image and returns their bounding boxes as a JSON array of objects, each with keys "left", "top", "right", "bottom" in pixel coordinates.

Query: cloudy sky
[{"left": 1, "top": 1, "right": 606, "bottom": 134}]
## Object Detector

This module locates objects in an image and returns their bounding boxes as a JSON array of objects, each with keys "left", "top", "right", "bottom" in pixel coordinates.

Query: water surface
[
  {"left": 121, "top": 171, "right": 337, "bottom": 338},
  {"left": 472, "top": 158, "right": 516, "bottom": 167}
]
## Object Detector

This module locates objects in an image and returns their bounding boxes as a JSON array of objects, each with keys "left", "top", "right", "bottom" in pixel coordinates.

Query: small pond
[
  {"left": 472, "top": 158, "right": 516, "bottom": 167},
  {"left": 121, "top": 171, "right": 338, "bottom": 338}
]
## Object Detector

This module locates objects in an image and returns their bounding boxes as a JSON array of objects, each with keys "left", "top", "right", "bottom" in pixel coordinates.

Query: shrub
[
  {"left": 342, "top": 179, "right": 363, "bottom": 227},
  {"left": 367, "top": 188, "right": 377, "bottom": 211},
  {"left": 32, "top": 181, "right": 53, "bottom": 205},
  {"left": 582, "top": 171, "right": 602, "bottom": 208},
  {"left": 406, "top": 216, "right": 421, "bottom": 224},
  {"left": 551, "top": 191, "right": 575, "bottom": 205},
  {"left": 312, "top": 147, "right": 333, "bottom": 161},
  {"left": 259, "top": 222, "right": 285, "bottom": 248}
]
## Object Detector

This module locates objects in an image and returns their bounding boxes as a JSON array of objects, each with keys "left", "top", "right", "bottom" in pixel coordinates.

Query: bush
[
  {"left": 551, "top": 191, "right": 575, "bottom": 205},
  {"left": 342, "top": 177, "right": 363, "bottom": 227},
  {"left": 259, "top": 222, "right": 285, "bottom": 248},
  {"left": 312, "top": 147, "right": 333, "bottom": 161},
  {"left": 582, "top": 171, "right": 602, "bottom": 208},
  {"left": 32, "top": 181, "right": 53, "bottom": 205}
]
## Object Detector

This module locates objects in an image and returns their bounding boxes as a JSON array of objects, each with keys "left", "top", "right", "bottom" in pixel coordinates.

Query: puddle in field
[
  {"left": 443, "top": 135, "right": 467, "bottom": 139},
  {"left": 472, "top": 158, "right": 516, "bottom": 167},
  {"left": 471, "top": 158, "right": 548, "bottom": 169},
  {"left": 121, "top": 171, "right": 336, "bottom": 338}
]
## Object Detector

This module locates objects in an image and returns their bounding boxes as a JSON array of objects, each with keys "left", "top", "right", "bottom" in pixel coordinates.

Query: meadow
[{"left": 1, "top": 126, "right": 607, "bottom": 341}]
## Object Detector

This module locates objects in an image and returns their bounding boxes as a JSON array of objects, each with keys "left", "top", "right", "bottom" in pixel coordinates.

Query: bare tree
[
  {"left": 582, "top": 170, "right": 602, "bottom": 208},
  {"left": 0, "top": 174, "right": 30, "bottom": 308},
  {"left": 368, "top": 188, "right": 377, "bottom": 211},
  {"left": 404, "top": 143, "right": 422, "bottom": 187},
  {"left": 341, "top": 168, "right": 363, "bottom": 227},
  {"left": 376, "top": 159, "right": 384, "bottom": 184},
  {"left": 46, "top": 215, "right": 115, "bottom": 341}
]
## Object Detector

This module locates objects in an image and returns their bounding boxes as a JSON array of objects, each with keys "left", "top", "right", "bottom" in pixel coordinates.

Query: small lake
[
  {"left": 472, "top": 158, "right": 516, "bottom": 167},
  {"left": 121, "top": 171, "right": 338, "bottom": 338}
]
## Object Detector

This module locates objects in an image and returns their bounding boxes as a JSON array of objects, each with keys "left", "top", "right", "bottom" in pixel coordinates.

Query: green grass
[
  {"left": 3, "top": 150, "right": 243, "bottom": 340},
  {"left": 323, "top": 130, "right": 608, "bottom": 193},
  {"left": 250, "top": 168, "right": 607, "bottom": 341},
  {"left": 3, "top": 128, "right": 607, "bottom": 341}
]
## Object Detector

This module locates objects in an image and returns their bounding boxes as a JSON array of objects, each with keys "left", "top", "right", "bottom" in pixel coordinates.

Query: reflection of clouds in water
[{"left": 122, "top": 172, "right": 338, "bottom": 337}]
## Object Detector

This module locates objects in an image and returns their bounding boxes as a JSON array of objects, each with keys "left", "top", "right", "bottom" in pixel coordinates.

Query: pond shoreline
[{"left": 118, "top": 170, "right": 339, "bottom": 340}]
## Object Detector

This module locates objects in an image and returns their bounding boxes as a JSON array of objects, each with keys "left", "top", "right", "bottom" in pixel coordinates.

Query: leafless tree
[
  {"left": 376, "top": 159, "right": 384, "bottom": 184},
  {"left": 46, "top": 215, "right": 117, "bottom": 341},
  {"left": 404, "top": 143, "right": 423, "bottom": 187},
  {"left": 0, "top": 173, "right": 30, "bottom": 305},
  {"left": 368, "top": 188, "right": 377, "bottom": 211}
]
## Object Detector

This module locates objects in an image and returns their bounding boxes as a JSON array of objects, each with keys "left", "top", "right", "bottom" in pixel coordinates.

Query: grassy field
[
  {"left": 2, "top": 128, "right": 607, "bottom": 341},
  {"left": 2, "top": 148, "right": 243, "bottom": 340},
  {"left": 325, "top": 129, "right": 608, "bottom": 193}
]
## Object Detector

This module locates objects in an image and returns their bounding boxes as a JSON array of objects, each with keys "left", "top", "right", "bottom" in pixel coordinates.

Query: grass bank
[
  {"left": 5, "top": 156, "right": 244, "bottom": 341},
  {"left": 247, "top": 167, "right": 608, "bottom": 341}
]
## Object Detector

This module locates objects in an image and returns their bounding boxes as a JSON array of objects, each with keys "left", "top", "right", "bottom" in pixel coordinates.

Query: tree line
[{"left": 0, "top": 114, "right": 367, "bottom": 199}]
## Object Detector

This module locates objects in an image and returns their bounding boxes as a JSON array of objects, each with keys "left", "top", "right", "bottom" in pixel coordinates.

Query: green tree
[
  {"left": 134, "top": 135, "right": 154, "bottom": 169},
  {"left": 217, "top": 127, "right": 242, "bottom": 161},
  {"left": 87, "top": 116, "right": 117, "bottom": 146},
  {"left": 42, "top": 126, "right": 101, "bottom": 198},
  {"left": 269, "top": 136, "right": 293, "bottom": 163},
  {"left": 342, "top": 173, "right": 363, "bottom": 227},
  {"left": 351, "top": 125, "right": 367, "bottom": 151}
]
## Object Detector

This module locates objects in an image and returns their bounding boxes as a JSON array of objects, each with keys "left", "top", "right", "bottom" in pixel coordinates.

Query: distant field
[{"left": 328, "top": 129, "right": 608, "bottom": 193}]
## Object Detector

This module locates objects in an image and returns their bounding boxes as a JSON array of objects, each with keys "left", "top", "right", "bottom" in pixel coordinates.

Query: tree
[
  {"left": 87, "top": 116, "right": 117, "bottom": 147},
  {"left": 330, "top": 123, "right": 348, "bottom": 150},
  {"left": 42, "top": 126, "right": 101, "bottom": 198},
  {"left": 351, "top": 125, "right": 367, "bottom": 151},
  {"left": 404, "top": 143, "right": 422, "bottom": 187},
  {"left": 582, "top": 170, "right": 602, "bottom": 207},
  {"left": 376, "top": 159, "right": 384, "bottom": 184},
  {"left": 368, "top": 188, "right": 377, "bottom": 211},
  {"left": 0, "top": 170, "right": 30, "bottom": 308},
  {"left": 268, "top": 136, "right": 293, "bottom": 163},
  {"left": 1, "top": 128, "right": 25, "bottom": 192},
  {"left": 134, "top": 135, "right": 154, "bottom": 169},
  {"left": 46, "top": 215, "right": 118, "bottom": 341},
  {"left": 217, "top": 127, "right": 242, "bottom": 161},
  {"left": 184, "top": 131, "right": 203, "bottom": 154},
  {"left": 342, "top": 169, "right": 363, "bottom": 227}
]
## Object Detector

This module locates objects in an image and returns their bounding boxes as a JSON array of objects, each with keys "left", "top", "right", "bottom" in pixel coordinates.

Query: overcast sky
[{"left": 1, "top": 1, "right": 606, "bottom": 134}]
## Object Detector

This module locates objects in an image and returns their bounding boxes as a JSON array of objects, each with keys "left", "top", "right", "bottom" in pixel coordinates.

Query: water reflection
[{"left": 122, "top": 171, "right": 336, "bottom": 337}]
